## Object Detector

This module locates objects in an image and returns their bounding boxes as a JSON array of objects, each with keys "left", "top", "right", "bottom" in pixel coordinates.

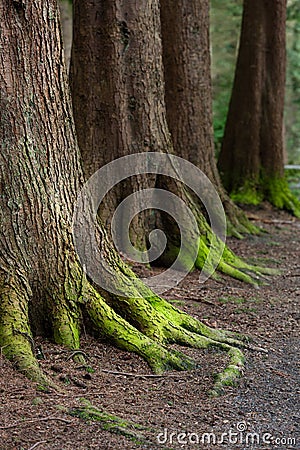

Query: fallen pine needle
[{"left": 28, "top": 441, "right": 47, "bottom": 450}]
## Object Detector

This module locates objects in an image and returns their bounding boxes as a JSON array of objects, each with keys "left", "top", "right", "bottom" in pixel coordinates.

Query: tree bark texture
[
  {"left": 0, "top": 0, "right": 247, "bottom": 392},
  {"left": 71, "top": 0, "right": 273, "bottom": 279},
  {"left": 160, "top": 0, "right": 258, "bottom": 235},
  {"left": 70, "top": 0, "right": 172, "bottom": 250}
]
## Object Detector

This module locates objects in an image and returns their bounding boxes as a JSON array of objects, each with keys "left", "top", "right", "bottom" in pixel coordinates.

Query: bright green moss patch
[
  {"left": 231, "top": 182, "right": 263, "bottom": 206},
  {"left": 230, "top": 173, "right": 300, "bottom": 217}
]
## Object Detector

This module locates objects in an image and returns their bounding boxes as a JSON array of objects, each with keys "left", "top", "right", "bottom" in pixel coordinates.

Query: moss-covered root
[
  {"left": 225, "top": 201, "right": 261, "bottom": 238},
  {"left": 0, "top": 277, "right": 51, "bottom": 386},
  {"left": 210, "top": 346, "right": 245, "bottom": 397},
  {"left": 84, "top": 283, "right": 196, "bottom": 374},
  {"left": 49, "top": 293, "right": 82, "bottom": 360},
  {"left": 162, "top": 325, "right": 245, "bottom": 395},
  {"left": 221, "top": 246, "right": 280, "bottom": 277},
  {"left": 145, "top": 294, "right": 269, "bottom": 352},
  {"left": 68, "top": 398, "right": 150, "bottom": 444},
  {"left": 89, "top": 283, "right": 246, "bottom": 393},
  {"left": 194, "top": 231, "right": 275, "bottom": 285}
]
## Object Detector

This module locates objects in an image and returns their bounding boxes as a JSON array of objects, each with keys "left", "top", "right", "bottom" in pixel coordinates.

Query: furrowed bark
[{"left": 0, "top": 0, "right": 266, "bottom": 396}]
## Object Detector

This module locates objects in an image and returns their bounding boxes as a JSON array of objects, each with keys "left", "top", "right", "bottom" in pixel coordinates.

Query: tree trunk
[
  {"left": 0, "top": 0, "right": 247, "bottom": 394},
  {"left": 70, "top": 0, "right": 169, "bottom": 251},
  {"left": 218, "top": 0, "right": 300, "bottom": 216},
  {"left": 70, "top": 0, "right": 270, "bottom": 283},
  {"left": 160, "top": 0, "right": 257, "bottom": 237}
]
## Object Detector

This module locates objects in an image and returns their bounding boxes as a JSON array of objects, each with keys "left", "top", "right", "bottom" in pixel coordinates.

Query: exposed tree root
[
  {"left": 223, "top": 200, "right": 262, "bottom": 238},
  {"left": 82, "top": 278, "right": 251, "bottom": 392},
  {"left": 0, "top": 276, "right": 53, "bottom": 387},
  {"left": 161, "top": 221, "right": 278, "bottom": 285},
  {"left": 0, "top": 261, "right": 269, "bottom": 395}
]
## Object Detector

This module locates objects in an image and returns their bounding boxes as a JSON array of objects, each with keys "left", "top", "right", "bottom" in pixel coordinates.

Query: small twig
[
  {"left": 246, "top": 344, "right": 268, "bottom": 353},
  {"left": 0, "top": 416, "right": 73, "bottom": 430},
  {"left": 247, "top": 215, "right": 295, "bottom": 225},
  {"left": 269, "top": 368, "right": 291, "bottom": 378},
  {"left": 100, "top": 369, "right": 186, "bottom": 378},
  {"left": 28, "top": 441, "right": 47, "bottom": 450}
]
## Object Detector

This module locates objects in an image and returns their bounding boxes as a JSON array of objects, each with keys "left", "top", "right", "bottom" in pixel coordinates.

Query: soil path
[{"left": 0, "top": 208, "right": 299, "bottom": 449}]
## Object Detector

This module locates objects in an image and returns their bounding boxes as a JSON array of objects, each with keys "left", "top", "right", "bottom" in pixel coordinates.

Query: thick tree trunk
[
  {"left": 160, "top": 0, "right": 257, "bottom": 236},
  {"left": 218, "top": 0, "right": 300, "bottom": 216},
  {"left": 0, "top": 0, "right": 248, "bottom": 394},
  {"left": 70, "top": 0, "right": 170, "bottom": 250},
  {"left": 0, "top": 0, "right": 84, "bottom": 379}
]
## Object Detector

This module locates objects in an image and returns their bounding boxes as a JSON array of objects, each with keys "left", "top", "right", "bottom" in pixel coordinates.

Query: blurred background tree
[
  {"left": 210, "top": 0, "right": 300, "bottom": 167},
  {"left": 285, "top": 0, "right": 300, "bottom": 165},
  {"left": 210, "top": 0, "right": 243, "bottom": 155}
]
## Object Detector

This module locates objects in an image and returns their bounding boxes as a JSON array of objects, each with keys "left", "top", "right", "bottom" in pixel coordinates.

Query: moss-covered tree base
[
  {"left": 0, "top": 261, "right": 261, "bottom": 396},
  {"left": 160, "top": 217, "right": 278, "bottom": 286},
  {"left": 225, "top": 203, "right": 262, "bottom": 238},
  {"left": 230, "top": 176, "right": 300, "bottom": 218}
]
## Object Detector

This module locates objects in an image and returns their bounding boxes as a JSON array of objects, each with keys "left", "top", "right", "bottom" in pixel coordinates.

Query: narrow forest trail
[{"left": 0, "top": 207, "right": 299, "bottom": 450}]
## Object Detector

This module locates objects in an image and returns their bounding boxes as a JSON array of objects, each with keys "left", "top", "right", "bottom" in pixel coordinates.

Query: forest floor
[{"left": 0, "top": 205, "right": 299, "bottom": 450}]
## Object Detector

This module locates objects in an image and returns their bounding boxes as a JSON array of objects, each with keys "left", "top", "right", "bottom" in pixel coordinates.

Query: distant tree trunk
[
  {"left": 160, "top": 0, "right": 256, "bottom": 236},
  {"left": 0, "top": 0, "right": 245, "bottom": 393},
  {"left": 218, "top": 0, "right": 300, "bottom": 216}
]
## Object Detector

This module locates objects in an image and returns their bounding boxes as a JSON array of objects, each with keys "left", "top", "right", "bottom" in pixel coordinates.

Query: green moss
[
  {"left": 209, "top": 348, "right": 244, "bottom": 396},
  {"left": 193, "top": 226, "right": 277, "bottom": 284},
  {"left": 68, "top": 399, "right": 149, "bottom": 444},
  {"left": 230, "top": 181, "right": 263, "bottom": 205},
  {"left": 264, "top": 174, "right": 300, "bottom": 217},
  {"left": 0, "top": 279, "right": 51, "bottom": 386},
  {"left": 230, "top": 173, "right": 300, "bottom": 217},
  {"left": 157, "top": 238, "right": 199, "bottom": 272},
  {"left": 32, "top": 397, "right": 43, "bottom": 405}
]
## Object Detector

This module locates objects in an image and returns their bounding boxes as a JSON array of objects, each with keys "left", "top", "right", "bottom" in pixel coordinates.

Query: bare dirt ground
[{"left": 0, "top": 206, "right": 299, "bottom": 450}]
